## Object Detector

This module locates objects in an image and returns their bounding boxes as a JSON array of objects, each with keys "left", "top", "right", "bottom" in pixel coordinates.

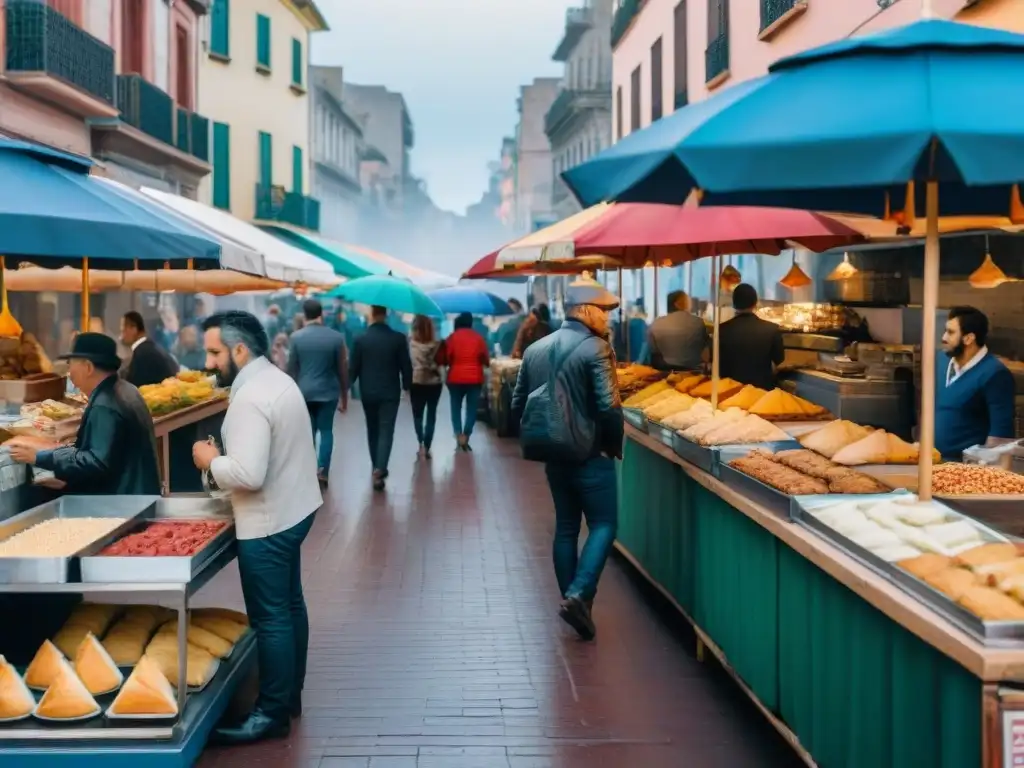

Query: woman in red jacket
[{"left": 438, "top": 312, "right": 490, "bottom": 451}]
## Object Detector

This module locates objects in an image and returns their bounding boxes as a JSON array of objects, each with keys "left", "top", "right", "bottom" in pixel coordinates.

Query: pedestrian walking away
[
  {"left": 511, "top": 279, "right": 623, "bottom": 641},
  {"left": 439, "top": 312, "right": 489, "bottom": 452},
  {"left": 408, "top": 314, "right": 443, "bottom": 459},
  {"left": 288, "top": 299, "right": 349, "bottom": 484},
  {"left": 191, "top": 311, "right": 322, "bottom": 745},
  {"left": 350, "top": 304, "right": 412, "bottom": 490}
]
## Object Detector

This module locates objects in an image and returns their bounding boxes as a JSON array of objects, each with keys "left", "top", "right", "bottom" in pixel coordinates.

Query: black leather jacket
[
  {"left": 511, "top": 319, "right": 623, "bottom": 463},
  {"left": 37, "top": 375, "right": 161, "bottom": 495}
]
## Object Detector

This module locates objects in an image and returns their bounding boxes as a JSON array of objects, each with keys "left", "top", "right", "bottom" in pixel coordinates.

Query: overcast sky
[{"left": 312, "top": 0, "right": 572, "bottom": 215}]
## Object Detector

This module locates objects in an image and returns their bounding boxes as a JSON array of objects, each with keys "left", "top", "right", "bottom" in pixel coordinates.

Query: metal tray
[
  {"left": 792, "top": 494, "right": 1024, "bottom": 644},
  {"left": 648, "top": 421, "right": 676, "bottom": 448},
  {"left": 623, "top": 408, "right": 647, "bottom": 432},
  {"left": 80, "top": 495, "right": 234, "bottom": 584},
  {"left": 716, "top": 460, "right": 798, "bottom": 517},
  {"left": 933, "top": 496, "right": 1024, "bottom": 540},
  {"left": 0, "top": 496, "right": 159, "bottom": 584},
  {"left": 671, "top": 433, "right": 716, "bottom": 474}
]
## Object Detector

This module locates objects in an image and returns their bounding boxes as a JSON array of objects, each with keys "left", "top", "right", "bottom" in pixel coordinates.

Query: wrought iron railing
[
  {"left": 705, "top": 35, "right": 729, "bottom": 83},
  {"left": 611, "top": 0, "right": 640, "bottom": 49},
  {"left": 4, "top": 0, "right": 115, "bottom": 106},
  {"left": 760, "top": 0, "right": 799, "bottom": 31},
  {"left": 117, "top": 74, "right": 174, "bottom": 146},
  {"left": 173, "top": 108, "right": 210, "bottom": 162},
  {"left": 255, "top": 185, "right": 321, "bottom": 232}
]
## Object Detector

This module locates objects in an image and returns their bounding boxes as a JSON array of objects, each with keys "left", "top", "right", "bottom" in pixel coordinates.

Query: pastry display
[
  {"left": 931, "top": 464, "right": 1024, "bottom": 496},
  {"left": 922, "top": 567, "right": 979, "bottom": 599},
  {"left": 957, "top": 586, "right": 1024, "bottom": 621},
  {"left": 975, "top": 558, "right": 1024, "bottom": 586},
  {"left": 191, "top": 615, "right": 248, "bottom": 644},
  {"left": 0, "top": 517, "right": 127, "bottom": 557},
  {"left": 623, "top": 380, "right": 670, "bottom": 407},
  {"left": 831, "top": 431, "right": 939, "bottom": 466},
  {"left": 636, "top": 389, "right": 678, "bottom": 413},
  {"left": 191, "top": 607, "right": 249, "bottom": 627},
  {"left": 689, "top": 377, "right": 743, "bottom": 401},
  {"left": 616, "top": 364, "right": 663, "bottom": 396},
  {"left": 644, "top": 393, "right": 697, "bottom": 423},
  {"left": 719, "top": 385, "right": 768, "bottom": 410},
  {"left": 24, "top": 640, "right": 66, "bottom": 690},
  {"left": 673, "top": 374, "right": 707, "bottom": 395},
  {"left": 35, "top": 661, "right": 100, "bottom": 720},
  {"left": 143, "top": 644, "right": 217, "bottom": 689},
  {"left": 73, "top": 633, "right": 123, "bottom": 695},
  {"left": 109, "top": 656, "right": 178, "bottom": 717},
  {"left": 746, "top": 389, "right": 831, "bottom": 421},
  {"left": 681, "top": 408, "right": 747, "bottom": 443},
  {"left": 64, "top": 603, "right": 120, "bottom": 636},
  {"left": 139, "top": 374, "right": 218, "bottom": 416},
  {"left": 0, "top": 657, "right": 35, "bottom": 719},
  {"left": 696, "top": 414, "right": 790, "bottom": 446},
  {"left": 729, "top": 450, "right": 895, "bottom": 496},
  {"left": 952, "top": 542, "right": 1017, "bottom": 568},
  {"left": 663, "top": 399, "right": 713, "bottom": 430},
  {"left": 897, "top": 553, "right": 953, "bottom": 579},
  {"left": 728, "top": 451, "right": 829, "bottom": 496},
  {"left": 153, "top": 622, "right": 233, "bottom": 659},
  {"left": 99, "top": 520, "right": 227, "bottom": 557},
  {"left": 799, "top": 420, "right": 875, "bottom": 459},
  {"left": 102, "top": 623, "right": 153, "bottom": 667}
]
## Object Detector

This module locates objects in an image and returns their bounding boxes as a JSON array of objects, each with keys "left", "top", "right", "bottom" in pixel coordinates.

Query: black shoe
[
  {"left": 291, "top": 698, "right": 302, "bottom": 719},
  {"left": 381, "top": 469, "right": 390, "bottom": 479},
  {"left": 211, "top": 710, "right": 290, "bottom": 745},
  {"left": 559, "top": 596, "right": 596, "bottom": 641}
]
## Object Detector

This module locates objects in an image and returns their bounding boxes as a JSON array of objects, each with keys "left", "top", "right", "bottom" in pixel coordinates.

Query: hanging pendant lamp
[
  {"left": 825, "top": 252, "right": 859, "bottom": 281},
  {"left": 779, "top": 252, "right": 812, "bottom": 289},
  {"left": 968, "top": 234, "right": 1010, "bottom": 289}
]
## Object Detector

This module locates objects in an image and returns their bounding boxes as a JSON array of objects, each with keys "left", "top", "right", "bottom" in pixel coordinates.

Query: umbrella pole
[
  {"left": 653, "top": 266, "right": 660, "bottom": 319},
  {"left": 918, "top": 181, "right": 940, "bottom": 501},
  {"left": 617, "top": 267, "right": 624, "bottom": 360},
  {"left": 81, "top": 257, "right": 90, "bottom": 331},
  {"left": 711, "top": 253, "right": 721, "bottom": 410}
]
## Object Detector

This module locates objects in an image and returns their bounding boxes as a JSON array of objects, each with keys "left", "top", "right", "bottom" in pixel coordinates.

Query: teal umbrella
[{"left": 325, "top": 274, "right": 442, "bottom": 317}]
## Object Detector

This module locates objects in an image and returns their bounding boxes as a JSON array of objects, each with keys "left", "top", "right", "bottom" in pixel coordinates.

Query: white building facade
[{"left": 309, "top": 66, "right": 363, "bottom": 241}]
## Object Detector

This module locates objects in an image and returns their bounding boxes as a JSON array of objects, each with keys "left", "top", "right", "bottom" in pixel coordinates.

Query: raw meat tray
[
  {"left": 791, "top": 493, "right": 1024, "bottom": 644},
  {"left": 623, "top": 408, "right": 648, "bottom": 432},
  {"left": 80, "top": 495, "right": 235, "bottom": 584}
]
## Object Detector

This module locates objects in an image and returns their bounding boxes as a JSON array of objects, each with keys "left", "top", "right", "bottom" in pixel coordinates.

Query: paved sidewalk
[{"left": 198, "top": 401, "right": 803, "bottom": 768}]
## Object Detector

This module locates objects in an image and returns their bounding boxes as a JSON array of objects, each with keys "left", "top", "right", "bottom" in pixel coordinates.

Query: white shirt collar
[
  {"left": 131, "top": 336, "right": 147, "bottom": 352},
  {"left": 947, "top": 346, "right": 987, "bottom": 385},
  {"left": 229, "top": 355, "right": 271, "bottom": 400}
]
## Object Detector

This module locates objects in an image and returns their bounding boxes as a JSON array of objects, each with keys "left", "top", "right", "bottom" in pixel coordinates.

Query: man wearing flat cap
[
  {"left": 8, "top": 333, "right": 161, "bottom": 495},
  {"left": 511, "top": 278, "right": 623, "bottom": 641}
]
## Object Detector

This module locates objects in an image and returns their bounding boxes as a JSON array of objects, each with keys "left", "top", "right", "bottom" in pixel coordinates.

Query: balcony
[
  {"left": 674, "top": 89, "right": 689, "bottom": 111},
  {"left": 3, "top": 0, "right": 119, "bottom": 119},
  {"left": 175, "top": 108, "right": 211, "bottom": 163},
  {"left": 611, "top": 0, "right": 640, "bottom": 50},
  {"left": 544, "top": 88, "right": 612, "bottom": 139},
  {"left": 553, "top": 7, "right": 593, "bottom": 61},
  {"left": 117, "top": 74, "right": 174, "bottom": 145},
  {"left": 255, "top": 185, "right": 321, "bottom": 232},
  {"left": 759, "top": 0, "right": 807, "bottom": 39},
  {"left": 705, "top": 35, "right": 730, "bottom": 86}
]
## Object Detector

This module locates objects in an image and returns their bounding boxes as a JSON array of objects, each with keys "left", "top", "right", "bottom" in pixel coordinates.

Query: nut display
[
  {"left": 99, "top": 520, "right": 227, "bottom": 557},
  {"left": 0, "top": 518, "right": 127, "bottom": 557},
  {"left": 931, "top": 464, "right": 1024, "bottom": 495}
]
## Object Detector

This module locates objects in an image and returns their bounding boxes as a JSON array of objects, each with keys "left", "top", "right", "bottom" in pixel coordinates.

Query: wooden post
[
  {"left": 918, "top": 181, "right": 940, "bottom": 501},
  {"left": 80, "top": 257, "right": 90, "bottom": 331},
  {"left": 711, "top": 253, "right": 722, "bottom": 410}
]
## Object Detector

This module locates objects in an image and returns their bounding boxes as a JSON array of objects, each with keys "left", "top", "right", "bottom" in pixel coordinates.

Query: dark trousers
[
  {"left": 409, "top": 384, "right": 442, "bottom": 450},
  {"left": 448, "top": 383, "right": 481, "bottom": 437},
  {"left": 362, "top": 399, "right": 400, "bottom": 472},
  {"left": 236, "top": 512, "right": 316, "bottom": 723},
  {"left": 306, "top": 399, "right": 338, "bottom": 472},
  {"left": 544, "top": 456, "right": 618, "bottom": 603}
]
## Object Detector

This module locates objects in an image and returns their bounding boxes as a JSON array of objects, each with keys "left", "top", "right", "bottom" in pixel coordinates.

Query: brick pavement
[{"left": 198, "top": 402, "right": 804, "bottom": 768}]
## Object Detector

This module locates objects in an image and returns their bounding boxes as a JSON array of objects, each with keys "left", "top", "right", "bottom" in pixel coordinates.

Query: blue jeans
[
  {"left": 448, "top": 384, "right": 481, "bottom": 437},
  {"left": 237, "top": 512, "right": 315, "bottom": 722},
  {"left": 545, "top": 457, "right": 618, "bottom": 602},
  {"left": 306, "top": 400, "right": 337, "bottom": 472}
]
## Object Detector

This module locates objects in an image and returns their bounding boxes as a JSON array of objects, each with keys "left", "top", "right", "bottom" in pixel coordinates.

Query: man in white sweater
[{"left": 192, "top": 311, "right": 322, "bottom": 745}]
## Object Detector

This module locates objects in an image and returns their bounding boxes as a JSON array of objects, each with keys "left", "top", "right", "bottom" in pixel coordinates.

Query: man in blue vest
[{"left": 936, "top": 306, "right": 1016, "bottom": 461}]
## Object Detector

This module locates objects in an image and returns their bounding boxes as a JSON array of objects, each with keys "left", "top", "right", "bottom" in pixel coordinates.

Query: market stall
[{"left": 0, "top": 493, "right": 251, "bottom": 767}]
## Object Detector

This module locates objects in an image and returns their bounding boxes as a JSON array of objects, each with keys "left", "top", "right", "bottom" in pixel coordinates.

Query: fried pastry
[
  {"left": 975, "top": 558, "right": 1024, "bottom": 586},
  {"left": 74, "top": 633, "right": 123, "bottom": 695},
  {"left": 192, "top": 616, "right": 247, "bottom": 644},
  {"left": 953, "top": 542, "right": 1017, "bottom": 568},
  {"left": 698, "top": 414, "right": 789, "bottom": 446},
  {"left": 774, "top": 449, "right": 836, "bottom": 480},
  {"left": 184, "top": 626, "right": 233, "bottom": 659},
  {"left": 897, "top": 553, "right": 953, "bottom": 579},
  {"left": 673, "top": 374, "right": 707, "bottom": 395},
  {"left": 719, "top": 385, "right": 768, "bottom": 411},
  {"left": 799, "top": 420, "right": 874, "bottom": 459},
  {"left": 144, "top": 646, "right": 217, "bottom": 689},
  {"left": 727, "top": 454, "right": 829, "bottom": 496},
  {"left": 826, "top": 469, "right": 892, "bottom": 495},
  {"left": 923, "top": 567, "right": 979, "bottom": 599},
  {"left": 957, "top": 586, "right": 1024, "bottom": 622},
  {"left": 35, "top": 660, "right": 99, "bottom": 719},
  {"left": 109, "top": 656, "right": 178, "bottom": 716},
  {"left": 24, "top": 639, "right": 65, "bottom": 690},
  {"left": 689, "top": 377, "right": 743, "bottom": 401},
  {"left": 0, "top": 658, "right": 35, "bottom": 719}
]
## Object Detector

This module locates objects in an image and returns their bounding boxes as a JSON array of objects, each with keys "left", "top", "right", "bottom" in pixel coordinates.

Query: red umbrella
[{"left": 462, "top": 249, "right": 620, "bottom": 280}]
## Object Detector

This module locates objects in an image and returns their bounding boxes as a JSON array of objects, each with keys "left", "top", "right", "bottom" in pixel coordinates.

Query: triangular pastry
[
  {"left": 799, "top": 420, "right": 873, "bottom": 459},
  {"left": 0, "top": 658, "right": 35, "bottom": 719},
  {"left": 699, "top": 414, "right": 789, "bottom": 446},
  {"left": 110, "top": 656, "right": 178, "bottom": 716},
  {"left": 24, "top": 640, "right": 65, "bottom": 690},
  {"left": 192, "top": 608, "right": 248, "bottom": 627},
  {"left": 747, "top": 389, "right": 828, "bottom": 421},
  {"left": 719, "top": 385, "right": 767, "bottom": 411},
  {"left": 35, "top": 660, "right": 99, "bottom": 720},
  {"left": 673, "top": 375, "right": 706, "bottom": 395},
  {"left": 52, "top": 624, "right": 90, "bottom": 659},
  {"left": 645, "top": 393, "right": 695, "bottom": 422},
  {"left": 74, "top": 633, "right": 123, "bottom": 695},
  {"left": 689, "top": 377, "right": 743, "bottom": 401},
  {"left": 831, "top": 430, "right": 889, "bottom": 466}
]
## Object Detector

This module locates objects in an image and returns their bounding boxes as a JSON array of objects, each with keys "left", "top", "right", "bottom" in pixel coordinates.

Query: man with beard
[
  {"left": 511, "top": 280, "right": 623, "bottom": 641},
  {"left": 191, "top": 311, "right": 321, "bottom": 744},
  {"left": 936, "top": 306, "right": 1015, "bottom": 461}
]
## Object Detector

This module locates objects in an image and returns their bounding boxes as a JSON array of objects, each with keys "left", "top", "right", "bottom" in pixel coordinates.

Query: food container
[
  {"left": 80, "top": 494, "right": 234, "bottom": 584},
  {"left": 792, "top": 493, "right": 1024, "bottom": 644},
  {"left": 623, "top": 408, "right": 648, "bottom": 432},
  {"left": 648, "top": 421, "right": 676, "bottom": 448},
  {"left": 671, "top": 433, "right": 717, "bottom": 474},
  {"left": 0, "top": 496, "right": 158, "bottom": 584},
  {"left": 0, "top": 375, "right": 67, "bottom": 405}
]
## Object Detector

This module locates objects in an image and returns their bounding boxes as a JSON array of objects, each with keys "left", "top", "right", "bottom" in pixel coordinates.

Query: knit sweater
[{"left": 934, "top": 353, "right": 1016, "bottom": 460}]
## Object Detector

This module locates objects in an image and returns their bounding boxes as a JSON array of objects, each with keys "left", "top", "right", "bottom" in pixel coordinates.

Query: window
[
  {"left": 256, "top": 13, "right": 271, "bottom": 71},
  {"left": 175, "top": 24, "right": 192, "bottom": 109},
  {"left": 615, "top": 86, "right": 623, "bottom": 141},
  {"left": 209, "top": 0, "right": 229, "bottom": 58},
  {"left": 291, "top": 38, "right": 303, "bottom": 87},
  {"left": 292, "top": 145, "right": 303, "bottom": 193},
  {"left": 674, "top": 1, "right": 688, "bottom": 108},
  {"left": 121, "top": 0, "right": 144, "bottom": 74},
  {"left": 705, "top": 0, "right": 729, "bottom": 83},
  {"left": 259, "top": 131, "right": 272, "bottom": 188},
  {"left": 630, "top": 65, "right": 641, "bottom": 133},
  {"left": 212, "top": 123, "right": 231, "bottom": 210},
  {"left": 650, "top": 38, "right": 663, "bottom": 122}
]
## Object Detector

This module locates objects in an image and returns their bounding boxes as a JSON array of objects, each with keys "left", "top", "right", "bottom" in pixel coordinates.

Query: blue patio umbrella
[
  {"left": 427, "top": 287, "right": 514, "bottom": 317},
  {"left": 0, "top": 139, "right": 221, "bottom": 269},
  {"left": 562, "top": 19, "right": 1024, "bottom": 499},
  {"left": 325, "top": 274, "right": 443, "bottom": 317}
]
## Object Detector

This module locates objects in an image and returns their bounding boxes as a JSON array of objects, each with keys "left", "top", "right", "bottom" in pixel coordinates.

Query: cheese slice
[
  {"left": 24, "top": 639, "right": 65, "bottom": 690},
  {"left": 35, "top": 660, "right": 99, "bottom": 720},
  {"left": 110, "top": 656, "right": 178, "bottom": 716},
  {"left": 74, "top": 633, "right": 123, "bottom": 695},
  {"left": 0, "top": 658, "right": 35, "bottom": 719}
]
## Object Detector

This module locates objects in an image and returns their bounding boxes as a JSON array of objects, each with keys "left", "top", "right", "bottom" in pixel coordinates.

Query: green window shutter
[
  {"left": 292, "top": 145, "right": 303, "bottom": 193},
  {"left": 256, "top": 14, "right": 271, "bottom": 70},
  {"left": 259, "top": 131, "right": 272, "bottom": 188},
  {"left": 212, "top": 122, "right": 231, "bottom": 210},
  {"left": 210, "top": 0, "right": 230, "bottom": 57},
  {"left": 291, "top": 38, "right": 302, "bottom": 86}
]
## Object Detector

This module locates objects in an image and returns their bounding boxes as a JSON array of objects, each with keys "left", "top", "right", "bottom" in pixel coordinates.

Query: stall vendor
[
  {"left": 936, "top": 306, "right": 1016, "bottom": 461},
  {"left": 640, "top": 290, "right": 708, "bottom": 371},
  {"left": 7, "top": 333, "right": 162, "bottom": 495},
  {"left": 718, "top": 284, "right": 785, "bottom": 391}
]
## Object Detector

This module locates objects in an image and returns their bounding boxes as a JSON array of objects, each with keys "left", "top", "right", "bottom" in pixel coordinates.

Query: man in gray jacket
[{"left": 288, "top": 300, "right": 348, "bottom": 484}]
